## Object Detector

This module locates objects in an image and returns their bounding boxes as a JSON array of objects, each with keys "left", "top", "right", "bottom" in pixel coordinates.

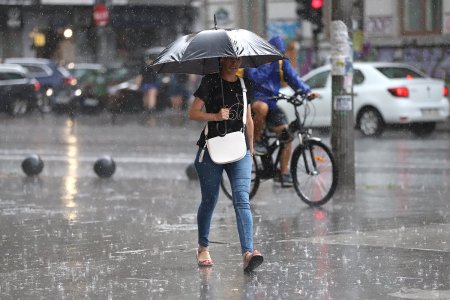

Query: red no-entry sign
[{"left": 93, "top": 3, "right": 109, "bottom": 27}]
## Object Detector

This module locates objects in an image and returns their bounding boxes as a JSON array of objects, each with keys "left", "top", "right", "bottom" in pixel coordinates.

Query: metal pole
[
  {"left": 312, "top": 31, "right": 319, "bottom": 67},
  {"left": 330, "top": 0, "right": 355, "bottom": 192}
]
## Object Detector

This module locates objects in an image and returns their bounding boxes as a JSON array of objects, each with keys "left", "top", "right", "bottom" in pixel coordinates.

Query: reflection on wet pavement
[{"left": 0, "top": 113, "right": 449, "bottom": 299}]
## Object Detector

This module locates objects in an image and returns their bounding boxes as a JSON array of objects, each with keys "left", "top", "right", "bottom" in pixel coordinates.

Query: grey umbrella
[{"left": 151, "top": 28, "right": 284, "bottom": 75}]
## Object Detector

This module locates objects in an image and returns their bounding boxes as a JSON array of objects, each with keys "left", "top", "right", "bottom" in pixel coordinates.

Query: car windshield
[
  {"left": 376, "top": 67, "right": 425, "bottom": 79},
  {"left": 305, "top": 71, "right": 330, "bottom": 89},
  {"left": 71, "top": 69, "right": 95, "bottom": 79},
  {"left": 21, "top": 65, "right": 49, "bottom": 77}
]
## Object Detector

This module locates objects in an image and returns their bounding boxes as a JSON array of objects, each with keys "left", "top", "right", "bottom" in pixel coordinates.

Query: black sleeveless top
[{"left": 193, "top": 73, "right": 254, "bottom": 148}]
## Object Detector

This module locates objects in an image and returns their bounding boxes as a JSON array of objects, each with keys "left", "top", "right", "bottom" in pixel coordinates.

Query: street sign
[
  {"left": 93, "top": 3, "right": 109, "bottom": 27},
  {"left": 6, "top": 7, "right": 21, "bottom": 29}
]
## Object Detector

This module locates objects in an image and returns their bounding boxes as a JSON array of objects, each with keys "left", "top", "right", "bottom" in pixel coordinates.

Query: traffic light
[
  {"left": 296, "top": 0, "right": 324, "bottom": 34},
  {"left": 296, "top": 0, "right": 310, "bottom": 19}
]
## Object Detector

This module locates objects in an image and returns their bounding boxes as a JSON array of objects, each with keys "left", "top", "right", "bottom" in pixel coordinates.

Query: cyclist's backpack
[{"left": 279, "top": 60, "right": 288, "bottom": 88}]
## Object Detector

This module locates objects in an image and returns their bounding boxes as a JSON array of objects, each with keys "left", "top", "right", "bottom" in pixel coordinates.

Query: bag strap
[
  {"left": 239, "top": 76, "right": 247, "bottom": 126},
  {"left": 204, "top": 77, "right": 248, "bottom": 136}
]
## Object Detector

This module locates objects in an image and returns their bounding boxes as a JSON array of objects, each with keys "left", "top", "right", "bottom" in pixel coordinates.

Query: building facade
[
  {"left": 1, "top": 0, "right": 449, "bottom": 80},
  {"left": 0, "top": 0, "right": 196, "bottom": 67},
  {"left": 362, "top": 0, "right": 450, "bottom": 79},
  {"left": 197, "top": 0, "right": 450, "bottom": 79}
]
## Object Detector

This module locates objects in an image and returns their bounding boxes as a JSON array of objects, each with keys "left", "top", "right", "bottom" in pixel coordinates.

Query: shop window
[{"left": 401, "top": 0, "right": 442, "bottom": 34}]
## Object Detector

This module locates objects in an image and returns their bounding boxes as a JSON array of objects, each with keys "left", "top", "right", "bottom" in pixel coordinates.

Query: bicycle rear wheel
[
  {"left": 291, "top": 140, "right": 338, "bottom": 206},
  {"left": 220, "top": 155, "right": 260, "bottom": 200}
]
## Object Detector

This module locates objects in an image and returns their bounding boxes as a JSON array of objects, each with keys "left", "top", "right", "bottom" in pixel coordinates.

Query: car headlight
[{"left": 74, "top": 89, "right": 82, "bottom": 97}]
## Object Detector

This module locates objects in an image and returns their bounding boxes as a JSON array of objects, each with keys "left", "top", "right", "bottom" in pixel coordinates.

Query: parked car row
[
  {"left": 4, "top": 57, "right": 81, "bottom": 113},
  {"left": 0, "top": 58, "right": 143, "bottom": 116},
  {"left": 3, "top": 59, "right": 449, "bottom": 139},
  {"left": 67, "top": 62, "right": 141, "bottom": 113},
  {"left": 0, "top": 63, "right": 39, "bottom": 116},
  {"left": 279, "top": 62, "right": 449, "bottom": 137}
]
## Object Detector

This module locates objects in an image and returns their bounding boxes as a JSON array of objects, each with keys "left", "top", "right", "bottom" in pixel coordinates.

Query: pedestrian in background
[
  {"left": 188, "top": 56, "right": 264, "bottom": 272},
  {"left": 135, "top": 55, "right": 159, "bottom": 113},
  {"left": 169, "top": 74, "right": 190, "bottom": 112}
]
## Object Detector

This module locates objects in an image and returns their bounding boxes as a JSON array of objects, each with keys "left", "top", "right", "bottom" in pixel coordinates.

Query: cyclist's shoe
[
  {"left": 254, "top": 141, "right": 268, "bottom": 155},
  {"left": 280, "top": 174, "right": 293, "bottom": 188}
]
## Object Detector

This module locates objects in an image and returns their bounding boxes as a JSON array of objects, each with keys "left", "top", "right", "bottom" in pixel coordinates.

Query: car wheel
[
  {"left": 357, "top": 107, "right": 384, "bottom": 137},
  {"left": 8, "top": 98, "right": 29, "bottom": 116},
  {"left": 410, "top": 122, "right": 436, "bottom": 137}
]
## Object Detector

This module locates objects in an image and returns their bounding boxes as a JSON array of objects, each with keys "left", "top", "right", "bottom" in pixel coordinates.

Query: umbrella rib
[{"left": 225, "top": 30, "right": 238, "bottom": 58}]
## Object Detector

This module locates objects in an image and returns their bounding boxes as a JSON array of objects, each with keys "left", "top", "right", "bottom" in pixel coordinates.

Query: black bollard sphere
[
  {"left": 21, "top": 154, "right": 44, "bottom": 176},
  {"left": 93, "top": 156, "right": 116, "bottom": 178},
  {"left": 185, "top": 163, "right": 198, "bottom": 180}
]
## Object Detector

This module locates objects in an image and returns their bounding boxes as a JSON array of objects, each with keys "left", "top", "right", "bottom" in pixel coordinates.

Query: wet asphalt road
[{"left": 0, "top": 111, "right": 449, "bottom": 300}]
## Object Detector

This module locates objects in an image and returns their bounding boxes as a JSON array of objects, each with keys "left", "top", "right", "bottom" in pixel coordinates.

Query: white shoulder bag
[{"left": 200, "top": 77, "right": 248, "bottom": 164}]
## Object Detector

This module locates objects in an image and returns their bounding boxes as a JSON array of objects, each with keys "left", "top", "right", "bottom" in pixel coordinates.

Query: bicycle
[{"left": 220, "top": 92, "right": 338, "bottom": 207}]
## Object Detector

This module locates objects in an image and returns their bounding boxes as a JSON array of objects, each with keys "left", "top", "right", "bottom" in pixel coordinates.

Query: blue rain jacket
[{"left": 244, "top": 36, "right": 311, "bottom": 111}]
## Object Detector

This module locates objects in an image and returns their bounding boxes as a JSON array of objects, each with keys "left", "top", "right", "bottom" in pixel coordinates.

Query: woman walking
[{"left": 188, "top": 57, "right": 263, "bottom": 272}]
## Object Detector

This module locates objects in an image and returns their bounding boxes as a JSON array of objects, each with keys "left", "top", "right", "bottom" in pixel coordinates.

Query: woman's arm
[
  {"left": 245, "top": 104, "right": 254, "bottom": 156},
  {"left": 188, "top": 97, "right": 230, "bottom": 122}
]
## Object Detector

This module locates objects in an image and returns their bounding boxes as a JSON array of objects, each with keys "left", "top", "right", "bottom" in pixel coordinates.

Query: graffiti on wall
[
  {"left": 298, "top": 45, "right": 450, "bottom": 80},
  {"left": 373, "top": 46, "right": 450, "bottom": 79}
]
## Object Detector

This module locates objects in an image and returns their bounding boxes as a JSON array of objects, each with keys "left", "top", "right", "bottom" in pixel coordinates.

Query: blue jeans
[{"left": 194, "top": 148, "right": 254, "bottom": 254}]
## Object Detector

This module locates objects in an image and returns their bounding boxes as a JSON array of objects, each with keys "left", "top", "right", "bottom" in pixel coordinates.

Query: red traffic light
[{"left": 311, "top": 0, "right": 323, "bottom": 9}]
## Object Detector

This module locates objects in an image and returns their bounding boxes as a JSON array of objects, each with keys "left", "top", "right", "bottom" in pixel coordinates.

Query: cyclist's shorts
[
  {"left": 266, "top": 107, "right": 288, "bottom": 128},
  {"left": 142, "top": 83, "right": 159, "bottom": 91}
]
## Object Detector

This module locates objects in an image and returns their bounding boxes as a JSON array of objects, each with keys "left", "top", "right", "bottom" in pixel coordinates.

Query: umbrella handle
[{"left": 214, "top": 14, "right": 217, "bottom": 30}]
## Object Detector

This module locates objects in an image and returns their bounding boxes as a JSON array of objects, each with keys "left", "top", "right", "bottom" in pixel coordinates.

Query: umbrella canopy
[{"left": 151, "top": 28, "right": 284, "bottom": 75}]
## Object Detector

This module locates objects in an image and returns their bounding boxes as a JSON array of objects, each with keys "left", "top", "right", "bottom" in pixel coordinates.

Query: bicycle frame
[
  {"left": 257, "top": 137, "right": 283, "bottom": 180},
  {"left": 221, "top": 92, "right": 337, "bottom": 206},
  {"left": 258, "top": 94, "right": 316, "bottom": 179}
]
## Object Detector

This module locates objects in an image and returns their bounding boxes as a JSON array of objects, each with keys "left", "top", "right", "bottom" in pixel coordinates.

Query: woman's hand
[
  {"left": 216, "top": 108, "right": 230, "bottom": 121},
  {"left": 189, "top": 99, "right": 232, "bottom": 122}
]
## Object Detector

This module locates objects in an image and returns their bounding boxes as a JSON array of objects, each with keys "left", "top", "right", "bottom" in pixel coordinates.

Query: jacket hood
[{"left": 269, "top": 36, "right": 286, "bottom": 53}]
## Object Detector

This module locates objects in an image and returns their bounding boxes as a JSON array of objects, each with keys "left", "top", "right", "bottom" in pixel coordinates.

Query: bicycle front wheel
[
  {"left": 220, "top": 155, "right": 260, "bottom": 201},
  {"left": 291, "top": 140, "right": 338, "bottom": 206}
]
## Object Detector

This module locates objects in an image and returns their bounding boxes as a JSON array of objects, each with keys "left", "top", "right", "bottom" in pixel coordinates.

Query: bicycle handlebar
[{"left": 268, "top": 91, "right": 316, "bottom": 106}]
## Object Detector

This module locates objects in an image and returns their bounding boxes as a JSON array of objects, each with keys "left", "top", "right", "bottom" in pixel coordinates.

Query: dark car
[
  {"left": 104, "top": 47, "right": 175, "bottom": 114},
  {"left": 105, "top": 69, "right": 175, "bottom": 113},
  {"left": 106, "top": 78, "right": 143, "bottom": 113},
  {"left": 67, "top": 63, "right": 108, "bottom": 113},
  {"left": 0, "top": 64, "right": 40, "bottom": 116},
  {"left": 4, "top": 57, "right": 78, "bottom": 113}
]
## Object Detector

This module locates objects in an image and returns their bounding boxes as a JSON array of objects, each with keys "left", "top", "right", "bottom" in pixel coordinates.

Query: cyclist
[{"left": 242, "top": 36, "right": 317, "bottom": 187}]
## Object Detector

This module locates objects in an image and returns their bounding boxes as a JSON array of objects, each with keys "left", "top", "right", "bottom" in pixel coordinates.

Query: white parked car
[{"left": 278, "top": 62, "right": 449, "bottom": 136}]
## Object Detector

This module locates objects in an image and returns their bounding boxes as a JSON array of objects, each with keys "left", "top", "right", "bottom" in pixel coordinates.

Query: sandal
[
  {"left": 196, "top": 250, "right": 213, "bottom": 267},
  {"left": 243, "top": 250, "right": 264, "bottom": 272}
]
